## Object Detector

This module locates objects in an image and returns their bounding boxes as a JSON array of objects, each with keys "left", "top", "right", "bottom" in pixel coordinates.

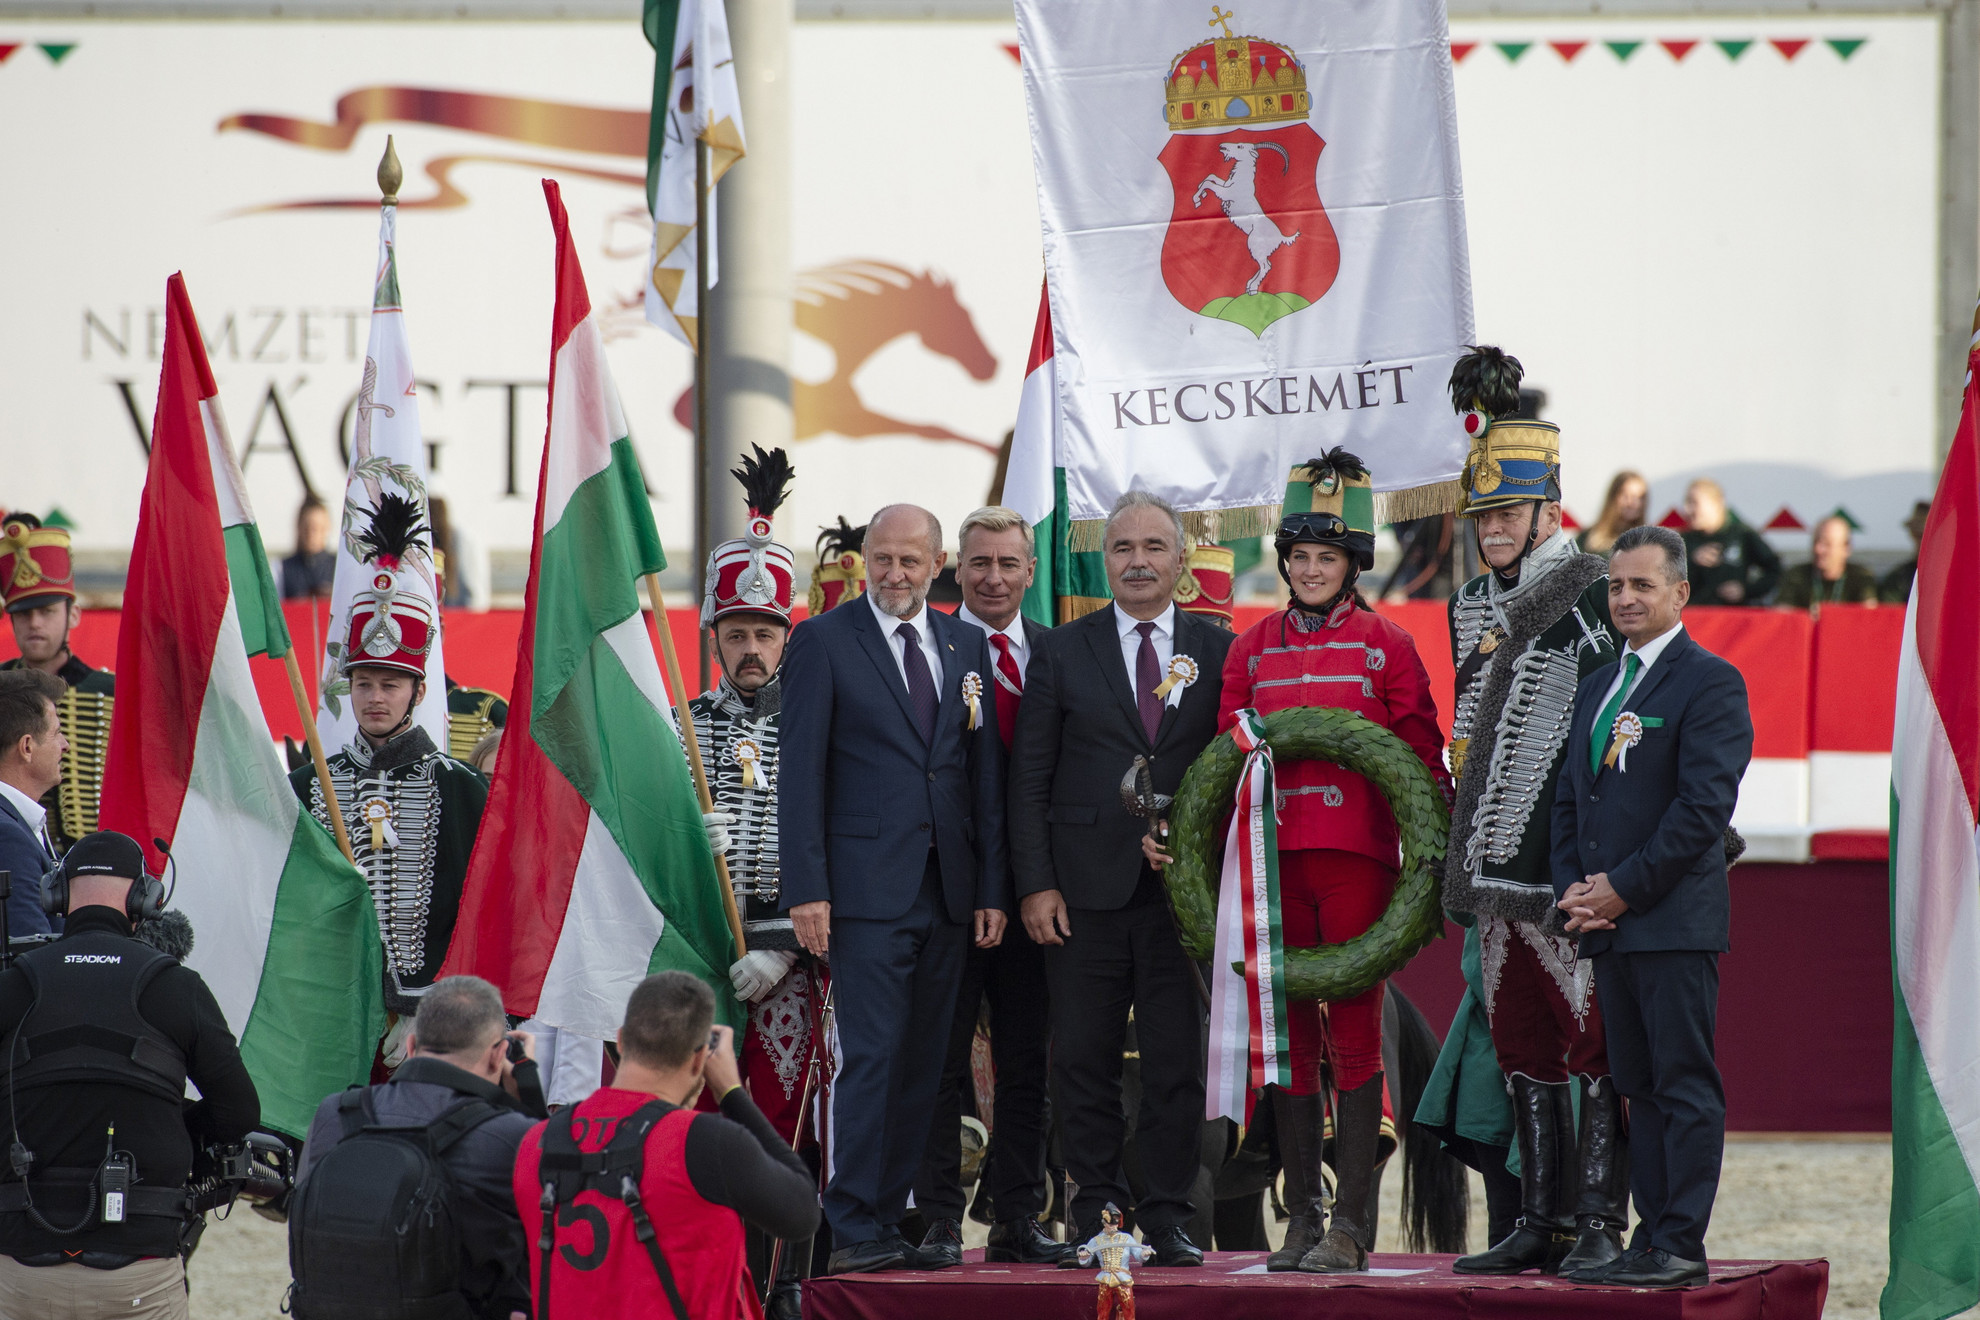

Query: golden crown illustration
[{"left": 1166, "top": 8, "right": 1309, "bottom": 131}]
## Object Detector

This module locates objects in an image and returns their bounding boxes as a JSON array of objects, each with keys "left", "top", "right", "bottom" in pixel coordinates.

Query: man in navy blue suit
[
  {"left": 0, "top": 671, "right": 63, "bottom": 940},
  {"left": 779, "top": 503, "right": 1010, "bottom": 1275},
  {"left": 1551, "top": 525, "right": 1753, "bottom": 1289}
]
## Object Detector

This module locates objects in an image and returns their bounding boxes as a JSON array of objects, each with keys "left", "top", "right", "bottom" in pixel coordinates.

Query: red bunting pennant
[
  {"left": 1550, "top": 41, "right": 1587, "bottom": 62},
  {"left": 1657, "top": 507, "right": 1689, "bottom": 530},
  {"left": 1772, "top": 38, "right": 1810, "bottom": 59},
  {"left": 1451, "top": 42, "right": 1478, "bottom": 63},
  {"left": 1660, "top": 40, "right": 1698, "bottom": 61}
]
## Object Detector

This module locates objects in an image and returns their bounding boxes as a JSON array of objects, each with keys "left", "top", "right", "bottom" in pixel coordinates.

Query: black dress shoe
[
  {"left": 1145, "top": 1225, "right": 1204, "bottom": 1267},
  {"left": 765, "top": 1280, "right": 803, "bottom": 1320},
  {"left": 916, "top": 1219, "right": 963, "bottom": 1270},
  {"left": 827, "top": 1239, "right": 907, "bottom": 1275},
  {"left": 1058, "top": 1223, "right": 1096, "bottom": 1269},
  {"left": 1596, "top": 1248, "right": 1708, "bottom": 1289},
  {"left": 985, "top": 1216, "right": 1075, "bottom": 1265}
]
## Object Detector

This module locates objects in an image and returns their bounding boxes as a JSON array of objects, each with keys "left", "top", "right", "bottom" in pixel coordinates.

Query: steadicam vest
[{"left": 6, "top": 932, "right": 187, "bottom": 1103}]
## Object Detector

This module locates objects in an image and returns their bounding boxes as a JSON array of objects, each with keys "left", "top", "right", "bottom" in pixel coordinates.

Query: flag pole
[
  {"left": 646, "top": 571, "right": 747, "bottom": 962},
  {"left": 283, "top": 651, "right": 356, "bottom": 865},
  {"left": 693, "top": 135, "right": 714, "bottom": 695}
]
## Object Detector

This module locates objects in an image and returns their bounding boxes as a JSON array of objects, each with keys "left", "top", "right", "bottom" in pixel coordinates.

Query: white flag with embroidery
[
  {"left": 315, "top": 203, "right": 449, "bottom": 748},
  {"left": 1016, "top": 0, "right": 1473, "bottom": 534},
  {"left": 644, "top": 0, "right": 747, "bottom": 347}
]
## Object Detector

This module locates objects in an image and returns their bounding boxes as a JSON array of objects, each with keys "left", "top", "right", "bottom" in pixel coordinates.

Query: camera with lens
[{"left": 187, "top": 1132, "right": 295, "bottom": 1217}]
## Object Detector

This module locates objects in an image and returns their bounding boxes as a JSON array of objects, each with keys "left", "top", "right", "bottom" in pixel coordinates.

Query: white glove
[
  {"left": 703, "top": 810, "right": 736, "bottom": 858},
  {"left": 381, "top": 1015, "right": 416, "bottom": 1071},
  {"left": 729, "top": 949, "right": 798, "bottom": 1002}
]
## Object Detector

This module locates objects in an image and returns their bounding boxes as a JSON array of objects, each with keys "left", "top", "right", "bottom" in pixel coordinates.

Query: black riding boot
[
  {"left": 1298, "top": 1073, "right": 1383, "bottom": 1272},
  {"left": 765, "top": 1232, "right": 809, "bottom": 1320},
  {"left": 1558, "top": 1075, "right": 1629, "bottom": 1281},
  {"left": 1453, "top": 1075, "right": 1575, "bottom": 1274},
  {"left": 1266, "top": 1087, "right": 1330, "bottom": 1271}
]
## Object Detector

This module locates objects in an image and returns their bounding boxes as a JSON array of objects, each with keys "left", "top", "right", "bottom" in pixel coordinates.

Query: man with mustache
[
  {"left": 1420, "top": 347, "right": 1628, "bottom": 1280},
  {"left": 691, "top": 448, "right": 816, "bottom": 1317},
  {"left": 780, "top": 502, "right": 1008, "bottom": 1275}
]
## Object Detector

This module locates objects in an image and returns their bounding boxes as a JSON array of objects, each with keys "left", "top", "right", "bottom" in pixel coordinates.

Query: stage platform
[{"left": 800, "top": 1252, "right": 1830, "bottom": 1319}]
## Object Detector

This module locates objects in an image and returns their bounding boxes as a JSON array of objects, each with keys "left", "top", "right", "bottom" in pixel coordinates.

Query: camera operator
[
  {"left": 294, "top": 975, "right": 545, "bottom": 1320},
  {"left": 515, "top": 971, "right": 819, "bottom": 1320},
  {"left": 0, "top": 830, "right": 260, "bottom": 1319}
]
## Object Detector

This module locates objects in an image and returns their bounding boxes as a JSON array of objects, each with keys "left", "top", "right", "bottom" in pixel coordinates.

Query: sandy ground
[{"left": 185, "top": 1138, "right": 1974, "bottom": 1319}]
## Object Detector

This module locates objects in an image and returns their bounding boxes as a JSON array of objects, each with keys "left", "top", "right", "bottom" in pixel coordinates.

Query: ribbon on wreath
[{"left": 1207, "top": 708, "right": 1291, "bottom": 1122}]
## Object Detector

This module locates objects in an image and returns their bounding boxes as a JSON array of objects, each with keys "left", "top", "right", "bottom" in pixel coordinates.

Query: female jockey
[{"left": 1162, "top": 449, "right": 1448, "bottom": 1273}]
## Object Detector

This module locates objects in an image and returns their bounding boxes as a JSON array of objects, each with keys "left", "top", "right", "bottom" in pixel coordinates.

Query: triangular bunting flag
[
  {"left": 1827, "top": 38, "right": 1866, "bottom": 60},
  {"left": 1606, "top": 41, "right": 1643, "bottom": 61},
  {"left": 1495, "top": 42, "right": 1532, "bottom": 63},
  {"left": 1550, "top": 41, "right": 1587, "bottom": 62},
  {"left": 0, "top": 45, "right": 19, "bottom": 64},
  {"left": 1829, "top": 505, "right": 1863, "bottom": 531},
  {"left": 1716, "top": 40, "right": 1754, "bottom": 60},
  {"left": 1657, "top": 507, "right": 1688, "bottom": 530},
  {"left": 1559, "top": 507, "right": 1582, "bottom": 532},
  {"left": 37, "top": 43, "right": 75, "bottom": 64},
  {"left": 1764, "top": 507, "right": 1806, "bottom": 532},
  {"left": 1660, "top": 40, "right": 1698, "bottom": 61},
  {"left": 1450, "top": 42, "right": 1478, "bottom": 63},
  {"left": 1772, "top": 38, "right": 1810, "bottom": 60}
]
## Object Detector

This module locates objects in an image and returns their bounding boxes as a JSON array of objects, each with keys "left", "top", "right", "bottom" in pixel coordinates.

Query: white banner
[{"left": 1018, "top": 0, "right": 1474, "bottom": 527}]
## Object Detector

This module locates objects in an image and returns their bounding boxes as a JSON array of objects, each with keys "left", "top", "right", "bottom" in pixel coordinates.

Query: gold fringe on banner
[{"left": 1374, "top": 480, "right": 1464, "bottom": 524}]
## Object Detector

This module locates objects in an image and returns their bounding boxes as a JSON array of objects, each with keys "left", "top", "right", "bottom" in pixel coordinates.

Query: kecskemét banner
[{"left": 1016, "top": 0, "right": 1475, "bottom": 538}]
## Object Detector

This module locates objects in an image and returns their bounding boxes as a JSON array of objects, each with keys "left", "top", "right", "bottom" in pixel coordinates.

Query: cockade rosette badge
[
  {"left": 961, "top": 671, "right": 984, "bottom": 730},
  {"left": 1159, "top": 6, "right": 1340, "bottom": 337}
]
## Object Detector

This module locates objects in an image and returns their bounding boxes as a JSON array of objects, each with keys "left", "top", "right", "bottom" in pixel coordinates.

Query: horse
[{"left": 1192, "top": 141, "right": 1300, "bottom": 297}]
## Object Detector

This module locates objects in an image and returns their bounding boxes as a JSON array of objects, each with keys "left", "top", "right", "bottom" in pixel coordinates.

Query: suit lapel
[
  {"left": 932, "top": 609, "right": 966, "bottom": 714},
  {"left": 1618, "top": 628, "right": 1689, "bottom": 716},
  {"left": 849, "top": 598, "right": 922, "bottom": 735},
  {"left": 1084, "top": 607, "right": 1149, "bottom": 746}
]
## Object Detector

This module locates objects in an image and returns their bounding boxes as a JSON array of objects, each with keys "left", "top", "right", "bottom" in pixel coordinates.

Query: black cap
[{"left": 62, "top": 831, "right": 146, "bottom": 880}]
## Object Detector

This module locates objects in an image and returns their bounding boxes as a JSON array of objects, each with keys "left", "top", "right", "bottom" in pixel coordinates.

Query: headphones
[{"left": 38, "top": 836, "right": 168, "bottom": 923}]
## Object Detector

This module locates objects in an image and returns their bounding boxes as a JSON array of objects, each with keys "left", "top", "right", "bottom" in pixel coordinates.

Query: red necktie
[
  {"left": 990, "top": 633, "right": 1023, "bottom": 750},
  {"left": 1135, "top": 621, "right": 1163, "bottom": 743}
]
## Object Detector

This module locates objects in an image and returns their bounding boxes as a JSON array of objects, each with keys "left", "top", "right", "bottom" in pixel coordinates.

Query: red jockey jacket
[
  {"left": 1218, "top": 600, "right": 1449, "bottom": 865},
  {"left": 514, "top": 1088, "right": 762, "bottom": 1320}
]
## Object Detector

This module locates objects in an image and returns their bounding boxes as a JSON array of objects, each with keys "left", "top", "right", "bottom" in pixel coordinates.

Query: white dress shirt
[
  {"left": 1594, "top": 619, "right": 1685, "bottom": 716},
  {"left": 868, "top": 588, "right": 946, "bottom": 692},
  {"left": 0, "top": 778, "right": 51, "bottom": 857},
  {"left": 1114, "top": 602, "right": 1177, "bottom": 694},
  {"left": 958, "top": 604, "right": 1029, "bottom": 681}
]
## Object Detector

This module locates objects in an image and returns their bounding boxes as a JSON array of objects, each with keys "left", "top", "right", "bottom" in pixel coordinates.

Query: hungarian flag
[
  {"left": 1007, "top": 284, "right": 1111, "bottom": 627},
  {"left": 441, "top": 180, "right": 737, "bottom": 1035},
  {"left": 643, "top": 0, "right": 746, "bottom": 347},
  {"left": 1886, "top": 302, "right": 1980, "bottom": 1320},
  {"left": 100, "top": 275, "right": 385, "bottom": 1138}
]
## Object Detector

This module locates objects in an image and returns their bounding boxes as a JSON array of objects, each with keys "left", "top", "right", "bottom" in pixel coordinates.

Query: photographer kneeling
[
  {"left": 0, "top": 831, "right": 260, "bottom": 1319},
  {"left": 293, "top": 975, "right": 545, "bottom": 1320},
  {"left": 516, "top": 971, "right": 819, "bottom": 1320}
]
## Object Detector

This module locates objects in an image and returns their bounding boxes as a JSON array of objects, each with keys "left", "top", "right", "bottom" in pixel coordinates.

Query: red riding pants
[
  {"left": 1279, "top": 848, "right": 1395, "bottom": 1095},
  {"left": 1485, "top": 919, "right": 1609, "bottom": 1083}
]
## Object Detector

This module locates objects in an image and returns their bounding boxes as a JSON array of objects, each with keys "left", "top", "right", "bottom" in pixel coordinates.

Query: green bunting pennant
[
  {"left": 1827, "top": 38, "right": 1866, "bottom": 60},
  {"left": 1451, "top": 35, "right": 1866, "bottom": 67},
  {"left": 1716, "top": 40, "right": 1754, "bottom": 60},
  {"left": 1605, "top": 41, "right": 1643, "bottom": 61},
  {"left": 37, "top": 43, "right": 75, "bottom": 64},
  {"left": 1495, "top": 42, "right": 1532, "bottom": 62}
]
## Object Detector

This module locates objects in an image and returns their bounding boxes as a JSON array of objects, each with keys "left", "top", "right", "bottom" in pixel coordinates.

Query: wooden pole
[
  {"left": 646, "top": 572, "right": 747, "bottom": 962},
  {"left": 283, "top": 649, "right": 356, "bottom": 866}
]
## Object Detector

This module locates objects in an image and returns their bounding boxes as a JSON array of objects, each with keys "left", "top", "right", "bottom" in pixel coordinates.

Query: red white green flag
[
  {"left": 440, "top": 180, "right": 738, "bottom": 1034},
  {"left": 1207, "top": 708, "right": 1290, "bottom": 1120},
  {"left": 1885, "top": 301, "right": 1980, "bottom": 1320},
  {"left": 100, "top": 274, "right": 385, "bottom": 1139}
]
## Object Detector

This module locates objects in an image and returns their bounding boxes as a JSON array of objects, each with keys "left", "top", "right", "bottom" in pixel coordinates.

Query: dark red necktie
[
  {"left": 991, "top": 633, "right": 1023, "bottom": 750},
  {"left": 897, "top": 620, "right": 938, "bottom": 744},
  {"left": 1135, "top": 621, "right": 1163, "bottom": 743}
]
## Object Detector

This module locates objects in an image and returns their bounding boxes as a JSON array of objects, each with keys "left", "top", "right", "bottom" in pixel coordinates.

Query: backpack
[
  {"left": 287, "top": 1087, "right": 505, "bottom": 1320},
  {"left": 533, "top": 1099, "right": 690, "bottom": 1320}
]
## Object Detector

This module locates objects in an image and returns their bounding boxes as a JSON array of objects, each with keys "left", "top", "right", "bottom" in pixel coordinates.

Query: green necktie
[{"left": 1590, "top": 652, "right": 1643, "bottom": 776}]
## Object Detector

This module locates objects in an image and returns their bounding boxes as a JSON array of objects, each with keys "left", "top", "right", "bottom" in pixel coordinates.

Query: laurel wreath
[{"left": 1164, "top": 706, "right": 1451, "bottom": 1002}]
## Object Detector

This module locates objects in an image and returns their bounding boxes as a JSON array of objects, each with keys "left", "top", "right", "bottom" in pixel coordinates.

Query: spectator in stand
[
  {"left": 1775, "top": 515, "right": 1880, "bottom": 612},
  {"left": 281, "top": 495, "right": 336, "bottom": 600},
  {"left": 1579, "top": 471, "right": 1649, "bottom": 556},
  {"left": 1680, "top": 479, "right": 1779, "bottom": 605},
  {"left": 1881, "top": 500, "right": 1931, "bottom": 605}
]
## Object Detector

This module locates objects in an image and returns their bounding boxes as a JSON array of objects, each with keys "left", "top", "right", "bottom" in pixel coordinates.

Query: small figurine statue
[{"left": 1078, "top": 1203, "right": 1151, "bottom": 1320}]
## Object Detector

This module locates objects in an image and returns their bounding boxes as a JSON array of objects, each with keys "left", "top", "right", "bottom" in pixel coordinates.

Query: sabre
[
  {"left": 1118, "top": 756, "right": 1213, "bottom": 1010},
  {"left": 763, "top": 973, "right": 834, "bottom": 1298}
]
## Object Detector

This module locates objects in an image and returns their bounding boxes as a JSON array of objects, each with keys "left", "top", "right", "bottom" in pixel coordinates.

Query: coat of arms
[{"left": 1157, "top": 8, "right": 1339, "bottom": 336}]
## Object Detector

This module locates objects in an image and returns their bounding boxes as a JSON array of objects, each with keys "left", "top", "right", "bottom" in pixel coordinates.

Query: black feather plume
[
  {"left": 730, "top": 445, "right": 795, "bottom": 518},
  {"left": 816, "top": 517, "right": 867, "bottom": 561},
  {"left": 1447, "top": 345, "right": 1525, "bottom": 419},
  {"left": 352, "top": 493, "right": 430, "bottom": 566},
  {"left": 1298, "top": 446, "right": 1370, "bottom": 486}
]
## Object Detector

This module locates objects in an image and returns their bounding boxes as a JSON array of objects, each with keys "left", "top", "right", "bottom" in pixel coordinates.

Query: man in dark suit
[
  {"left": 912, "top": 506, "right": 1066, "bottom": 1268},
  {"left": 1551, "top": 525, "right": 1753, "bottom": 1289},
  {"left": 780, "top": 503, "right": 1009, "bottom": 1275},
  {"left": 0, "top": 671, "right": 63, "bottom": 938},
  {"left": 1008, "top": 490, "right": 1234, "bottom": 1266}
]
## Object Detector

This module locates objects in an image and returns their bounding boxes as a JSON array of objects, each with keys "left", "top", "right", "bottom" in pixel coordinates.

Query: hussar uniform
[
  {"left": 805, "top": 517, "right": 866, "bottom": 616},
  {"left": 0, "top": 519, "right": 114, "bottom": 854},
  {"left": 1418, "top": 347, "right": 1626, "bottom": 1279},
  {"left": 444, "top": 679, "right": 508, "bottom": 761},
  {"left": 288, "top": 495, "right": 487, "bottom": 1038}
]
